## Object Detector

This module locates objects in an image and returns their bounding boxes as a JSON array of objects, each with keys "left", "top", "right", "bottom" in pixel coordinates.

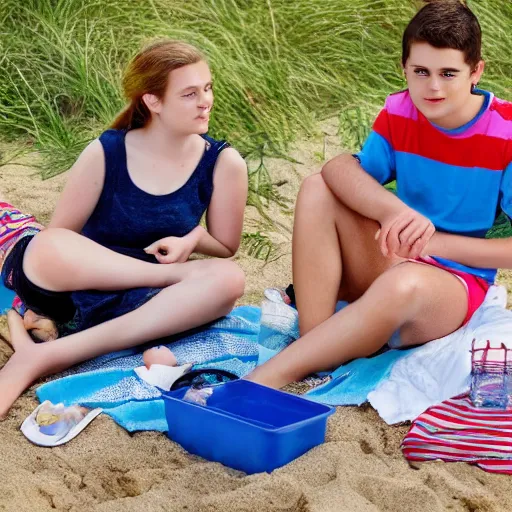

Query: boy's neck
[{"left": 429, "top": 92, "right": 486, "bottom": 131}]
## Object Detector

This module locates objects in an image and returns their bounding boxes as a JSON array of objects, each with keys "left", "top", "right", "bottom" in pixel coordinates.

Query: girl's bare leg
[
  {"left": 18, "top": 227, "right": 223, "bottom": 343},
  {"left": 22, "top": 228, "right": 202, "bottom": 292},
  {"left": 0, "top": 258, "right": 245, "bottom": 418}
]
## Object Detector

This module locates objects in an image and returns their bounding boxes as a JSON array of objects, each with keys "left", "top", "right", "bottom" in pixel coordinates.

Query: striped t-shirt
[{"left": 357, "top": 89, "right": 512, "bottom": 283}]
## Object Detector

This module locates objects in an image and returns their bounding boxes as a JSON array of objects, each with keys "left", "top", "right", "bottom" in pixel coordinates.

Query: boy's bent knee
[
  {"left": 297, "top": 174, "right": 339, "bottom": 215},
  {"left": 371, "top": 263, "right": 430, "bottom": 310},
  {"left": 300, "top": 173, "right": 330, "bottom": 198},
  {"left": 389, "top": 267, "right": 425, "bottom": 297},
  {"left": 298, "top": 173, "right": 360, "bottom": 221}
]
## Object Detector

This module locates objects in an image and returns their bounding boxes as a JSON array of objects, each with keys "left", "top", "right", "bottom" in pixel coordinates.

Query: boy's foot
[
  {"left": 0, "top": 311, "right": 43, "bottom": 419},
  {"left": 284, "top": 284, "right": 295, "bottom": 305}
]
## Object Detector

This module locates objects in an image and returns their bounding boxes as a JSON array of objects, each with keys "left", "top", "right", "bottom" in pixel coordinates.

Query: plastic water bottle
[{"left": 469, "top": 340, "right": 510, "bottom": 409}]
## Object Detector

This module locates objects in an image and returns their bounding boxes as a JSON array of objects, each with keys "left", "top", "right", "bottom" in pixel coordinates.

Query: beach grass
[{"left": 1, "top": 0, "right": 510, "bottom": 173}]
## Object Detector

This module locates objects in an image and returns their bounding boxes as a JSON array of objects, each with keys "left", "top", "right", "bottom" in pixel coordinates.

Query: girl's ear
[{"left": 142, "top": 93, "right": 162, "bottom": 114}]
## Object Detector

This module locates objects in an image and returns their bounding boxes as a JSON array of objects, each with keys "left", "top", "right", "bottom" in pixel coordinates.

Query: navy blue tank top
[{"left": 81, "top": 129, "right": 229, "bottom": 262}]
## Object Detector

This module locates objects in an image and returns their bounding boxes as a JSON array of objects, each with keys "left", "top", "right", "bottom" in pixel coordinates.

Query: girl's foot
[
  {"left": 0, "top": 311, "right": 44, "bottom": 419},
  {"left": 23, "top": 309, "right": 59, "bottom": 342}
]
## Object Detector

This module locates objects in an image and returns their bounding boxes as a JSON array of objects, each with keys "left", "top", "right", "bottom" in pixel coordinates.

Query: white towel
[
  {"left": 134, "top": 363, "right": 193, "bottom": 391},
  {"left": 368, "top": 285, "right": 512, "bottom": 424}
]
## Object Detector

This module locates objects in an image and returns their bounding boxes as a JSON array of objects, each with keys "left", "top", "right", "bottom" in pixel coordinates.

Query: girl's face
[
  {"left": 404, "top": 42, "right": 484, "bottom": 130},
  {"left": 148, "top": 60, "right": 213, "bottom": 135}
]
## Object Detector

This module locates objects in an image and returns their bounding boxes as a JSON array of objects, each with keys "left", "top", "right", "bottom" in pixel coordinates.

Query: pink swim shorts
[{"left": 414, "top": 256, "right": 489, "bottom": 326}]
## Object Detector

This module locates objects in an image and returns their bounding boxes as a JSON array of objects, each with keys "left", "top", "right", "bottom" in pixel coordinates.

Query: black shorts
[{"left": 2, "top": 235, "right": 76, "bottom": 323}]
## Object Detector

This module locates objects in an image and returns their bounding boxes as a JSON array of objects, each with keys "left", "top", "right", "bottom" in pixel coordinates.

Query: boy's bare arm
[
  {"left": 321, "top": 153, "right": 434, "bottom": 258},
  {"left": 427, "top": 232, "right": 512, "bottom": 270},
  {"left": 321, "top": 153, "right": 402, "bottom": 221}
]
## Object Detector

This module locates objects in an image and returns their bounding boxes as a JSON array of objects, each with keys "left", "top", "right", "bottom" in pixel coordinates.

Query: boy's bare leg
[
  {"left": 248, "top": 172, "right": 468, "bottom": 388},
  {"left": 0, "top": 258, "right": 245, "bottom": 418},
  {"left": 292, "top": 173, "right": 397, "bottom": 335},
  {"left": 247, "top": 260, "right": 467, "bottom": 388}
]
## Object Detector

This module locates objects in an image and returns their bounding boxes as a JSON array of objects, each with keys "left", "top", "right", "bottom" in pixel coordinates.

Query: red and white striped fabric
[
  {"left": 1, "top": 202, "right": 43, "bottom": 314},
  {"left": 401, "top": 395, "right": 512, "bottom": 474},
  {"left": 0, "top": 202, "right": 43, "bottom": 261}
]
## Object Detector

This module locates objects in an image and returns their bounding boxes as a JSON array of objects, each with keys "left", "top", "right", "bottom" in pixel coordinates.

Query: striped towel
[
  {"left": 1, "top": 202, "right": 43, "bottom": 314},
  {"left": 401, "top": 395, "right": 512, "bottom": 474},
  {"left": 0, "top": 202, "right": 43, "bottom": 262}
]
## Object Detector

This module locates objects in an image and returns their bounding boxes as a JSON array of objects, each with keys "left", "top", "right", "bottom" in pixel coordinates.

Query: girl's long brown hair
[{"left": 111, "top": 40, "right": 205, "bottom": 130}]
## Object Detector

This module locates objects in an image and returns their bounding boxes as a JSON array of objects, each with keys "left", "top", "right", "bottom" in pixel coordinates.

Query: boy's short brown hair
[{"left": 402, "top": 1, "right": 482, "bottom": 70}]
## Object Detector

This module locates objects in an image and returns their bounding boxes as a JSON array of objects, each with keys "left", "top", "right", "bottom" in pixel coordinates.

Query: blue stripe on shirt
[{"left": 395, "top": 152, "right": 502, "bottom": 236}]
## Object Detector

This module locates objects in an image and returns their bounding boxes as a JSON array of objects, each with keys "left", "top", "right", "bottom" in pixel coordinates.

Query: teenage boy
[{"left": 247, "top": 0, "right": 512, "bottom": 388}]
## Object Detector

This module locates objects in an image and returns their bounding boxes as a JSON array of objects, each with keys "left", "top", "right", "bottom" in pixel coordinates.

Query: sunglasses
[{"left": 170, "top": 369, "right": 239, "bottom": 391}]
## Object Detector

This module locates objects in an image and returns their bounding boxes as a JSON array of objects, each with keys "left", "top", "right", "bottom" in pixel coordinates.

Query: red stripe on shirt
[{"left": 372, "top": 112, "right": 510, "bottom": 171}]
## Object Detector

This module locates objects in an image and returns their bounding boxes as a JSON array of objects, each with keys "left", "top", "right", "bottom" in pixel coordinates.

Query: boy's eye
[
  {"left": 442, "top": 72, "right": 455, "bottom": 78},
  {"left": 414, "top": 69, "right": 429, "bottom": 76}
]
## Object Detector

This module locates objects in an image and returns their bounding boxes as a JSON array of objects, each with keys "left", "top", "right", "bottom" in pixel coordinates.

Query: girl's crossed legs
[{"left": 0, "top": 228, "right": 245, "bottom": 418}]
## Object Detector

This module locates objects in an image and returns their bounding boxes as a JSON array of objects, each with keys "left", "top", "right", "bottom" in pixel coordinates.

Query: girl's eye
[{"left": 183, "top": 91, "right": 196, "bottom": 98}]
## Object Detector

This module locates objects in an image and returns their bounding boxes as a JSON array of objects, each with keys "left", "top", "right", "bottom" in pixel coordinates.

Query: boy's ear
[
  {"left": 142, "top": 93, "right": 162, "bottom": 114},
  {"left": 471, "top": 60, "right": 485, "bottom": 85}
]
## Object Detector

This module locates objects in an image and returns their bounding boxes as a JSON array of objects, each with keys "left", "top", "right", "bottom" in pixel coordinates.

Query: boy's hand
[
  {"left": 144, "top": 233, "right": 197, "bottom": 264},
  {"left": 376, "top": 208, "right": 435, "bottom": 259}
]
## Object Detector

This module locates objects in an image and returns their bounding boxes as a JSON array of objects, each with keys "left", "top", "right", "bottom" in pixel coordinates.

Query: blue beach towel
[
  {"left": 37, "top": 306, "right": 264, "bottom": 431},
  {"left": 305, "top": 349, "right": 410, "bottom": 405},
  {"left": 1, "top": 286, "right": 420, "bottom": 431},
  {"left": 0, "top": 283, "right": 15, "bottom": 314}
]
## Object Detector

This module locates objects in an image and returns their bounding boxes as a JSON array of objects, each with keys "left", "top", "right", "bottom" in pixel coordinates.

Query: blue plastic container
[{"left": 162, "top": 379, "right": 335, "bottom": 474}]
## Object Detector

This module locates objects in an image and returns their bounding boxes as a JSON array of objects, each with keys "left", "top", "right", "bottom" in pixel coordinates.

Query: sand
[{"left": 1, "top": 124, "right": 512, "bottom": 512}]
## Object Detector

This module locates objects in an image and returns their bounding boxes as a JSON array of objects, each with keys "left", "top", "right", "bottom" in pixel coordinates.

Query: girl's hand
[{"left": 144, "top": 232, "right": 199, "bottom": 264}]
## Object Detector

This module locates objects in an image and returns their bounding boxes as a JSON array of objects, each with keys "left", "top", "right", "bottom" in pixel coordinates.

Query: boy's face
[{"left": 404, "top": 42, "right": 484, "bottom": 129}]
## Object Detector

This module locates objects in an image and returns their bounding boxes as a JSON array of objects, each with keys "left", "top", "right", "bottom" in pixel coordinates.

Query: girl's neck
[{"left": 135, "top": 121, "right": 199, "bottom": 160}]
